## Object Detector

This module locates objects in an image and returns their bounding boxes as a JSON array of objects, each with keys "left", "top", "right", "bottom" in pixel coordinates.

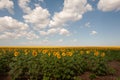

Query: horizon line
[{"left": 0, "top": 46, "right": 120, "bottom": 48}]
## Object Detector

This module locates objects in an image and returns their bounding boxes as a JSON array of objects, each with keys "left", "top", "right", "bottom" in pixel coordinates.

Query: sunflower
[
  {"left": 42, "top": 49, "right": 48, "bottom": 54},
  {"left": 14, "top": 51, "right": 19, "bottom": 57},
  {"left": 80, "top": 51, "right": 84, "bottom": 55},
  {"left": 24, "top": 49, "right": 28, "bottom": 55},
  {"left": 67, "top": 52, "right": 73, "bottom": 56},
  {"left": 101, "top": 52, "right": 105, "bottom": 57},
  {"left": 32, "top": 50, "right": 37, "bottom": 56},
  {"left": 62, "top": 52, "right": 66, "bottom": 56},
  {"left": 86, "top": 51, "right": 90, "bottom": 54},
  {"left": 25, "top": 52, "right": 28, "bottom": 55},
  {"left": 57, "top": 53, "right": 61, "bottom": 59},
  {"left": 94, "top": 51, "right": 99, "bottom": 56},
  {"left": 48, "top": 52, "right": 51, "bottom": 56}
]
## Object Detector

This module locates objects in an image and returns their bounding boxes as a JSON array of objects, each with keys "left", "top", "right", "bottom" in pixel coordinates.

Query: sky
[{"left": 0, "top": 0, "right": 120, "bottom": 46}]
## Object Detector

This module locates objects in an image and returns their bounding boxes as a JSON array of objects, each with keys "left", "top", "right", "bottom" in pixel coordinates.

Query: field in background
[{"left": 0, "top": 46, "right": 120, "bottom": 80}]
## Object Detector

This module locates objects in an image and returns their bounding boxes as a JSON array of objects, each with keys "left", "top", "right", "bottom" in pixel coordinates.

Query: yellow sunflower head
[
  {"left": 101, "top": 52, "right": 105, "bottom": 57},
  {"left": 32, "top": 50, "right": 37, "bottom": 56},
  {"left": 14, "top": 51, "right": 19, "bottom": 57}
]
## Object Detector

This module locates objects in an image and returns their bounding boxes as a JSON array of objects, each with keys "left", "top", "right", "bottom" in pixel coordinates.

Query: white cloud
[
  {"left": 0, "top": 0, "right": 14, "bottom": 14},
  {"left": 0, "top": 16, "right": 28, "bottom": 32},
  {"left": 0, "top": 30, "right": 39, "bottom": 40},
  {"left": 0, "top": 31, "right": 25, "bottom": 40},
  {"left": 14, "top": 31, "right": 27, "bottom": 39},
  {"left": 98, "top": 0, "right": 120, "bottom": 12},
  {"left": 40, "top": 28, "right": 70, "bottom": 36},
  {"left": 49, "top": 0, "right": 92, "bottom": 27},
  {"left": 59, "top": 28, "right": 70, "bottom": 36},
  {"left": 0, "top": 16, "right": 39, "bottom": 40},
  {"left": 23, "top": 6, "right": 50, "bottom": 30},
  {"left": 0, "top": 32, "right": 15, "bottom": 39},
  {"left": 18, "top": 0, "right": 31, "bottom": 14},
  {"left": 90, "top": 30, "right": 97, "bottom": 35},
  {"left": 40, "top": 31, "right": 48, "bottom": 36},
  {"left": 47, "top": 28, "right": 59, "bottom": 34},
  {"left": 40, "top": 28, "right": 59, "bottom": 36},
  {"left": 26, "top": 31, "right": 39, "bottom": 40}
]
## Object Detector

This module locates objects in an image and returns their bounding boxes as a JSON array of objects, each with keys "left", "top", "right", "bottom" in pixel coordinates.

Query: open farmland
[{"left": 0, "top": 46, "right": 120, "bottom": 80}]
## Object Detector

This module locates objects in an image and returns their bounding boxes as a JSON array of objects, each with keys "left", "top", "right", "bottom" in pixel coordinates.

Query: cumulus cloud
[
  {"left": 26, "top": 31, "right": 39, "bottom": 40},
  {"left": 0, "top": 32, "right": 15, "bottom": 39},
  {"left": 90, "top": 30, "right": 97, "bottom": 35},
  {"left": 0, "top": 31, "right": 21, "bottom": 39},
  {"left": 47, "top": 28, "right": 58, "bottom": 34},
  {"left": 23, "top": 6, "right": 50, "bottom": 30},
  {"left": 0, "top": 0, "right": 14, "bottom": 14},
  {"left": 40, "top": 31, "right": 47, "bottom": 36},
  {"left": 0, "top": 16, "right": 28, "bottom": 32},
  {"left": 40, "top": 28, "right": 59, "bottom": 36},
  {"left": 40, "top": 28, "right": 70, "bottom": 36},
  {"left": 18, "top": 0, "right": 31, "bottom": 14},
  {"left": 59, "top": 28, "right": 70, "bottom": 36},
  {"left": 0, "top": 16, "right": 39, "bottom": 40},
  {"left": 49, "top": 0, "right": 92, "bottom": 27},
  {"left": 98, "top": 0, "right": 120, "bottom": 12},
  {"left": 15, "top": 31, "right": 39, "bottom": 40}
]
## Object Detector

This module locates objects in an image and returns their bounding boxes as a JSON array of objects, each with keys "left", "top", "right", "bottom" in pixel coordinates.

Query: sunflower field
[{"left": 0, "top": 47, "right": 120, "bottom": 80}]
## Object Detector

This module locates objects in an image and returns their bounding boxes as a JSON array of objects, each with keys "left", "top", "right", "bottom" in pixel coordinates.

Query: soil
[
  {"left": 80, "top": 61, "right": 120, "bottom": 80},
  {"left": 0, "top": 61, "right": 120, "bottom": 80},
  {"left": 0, "top": 74, "right": 11, "bottom": 80}
]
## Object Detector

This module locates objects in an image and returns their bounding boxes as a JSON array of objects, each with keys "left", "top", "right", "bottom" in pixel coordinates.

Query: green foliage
[
  {"left": 0, "top": 50, "right": 13, "bottom": 74},
  {"left": 116, "top": 77, "right": 120, "bottom": 80},
  {"left": 91, "top": 57, "right": 108, "bottom": 75},
  {"left": 105, "top": 49, "right": 120, "bottom": 61},
  {"left": 108, "top": 67, "right": 116, "bottom": 75},
  {"left": 73, "top": 76, "right": 82, "bottom": 80},
  {"left": 89, "top": 73, "right": 96, "bottom": 80}
]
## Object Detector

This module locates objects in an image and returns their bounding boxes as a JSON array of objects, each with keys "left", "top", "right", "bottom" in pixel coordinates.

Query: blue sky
[{"left": 0, "top": 0, "right": 120, "bottom": 46}]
